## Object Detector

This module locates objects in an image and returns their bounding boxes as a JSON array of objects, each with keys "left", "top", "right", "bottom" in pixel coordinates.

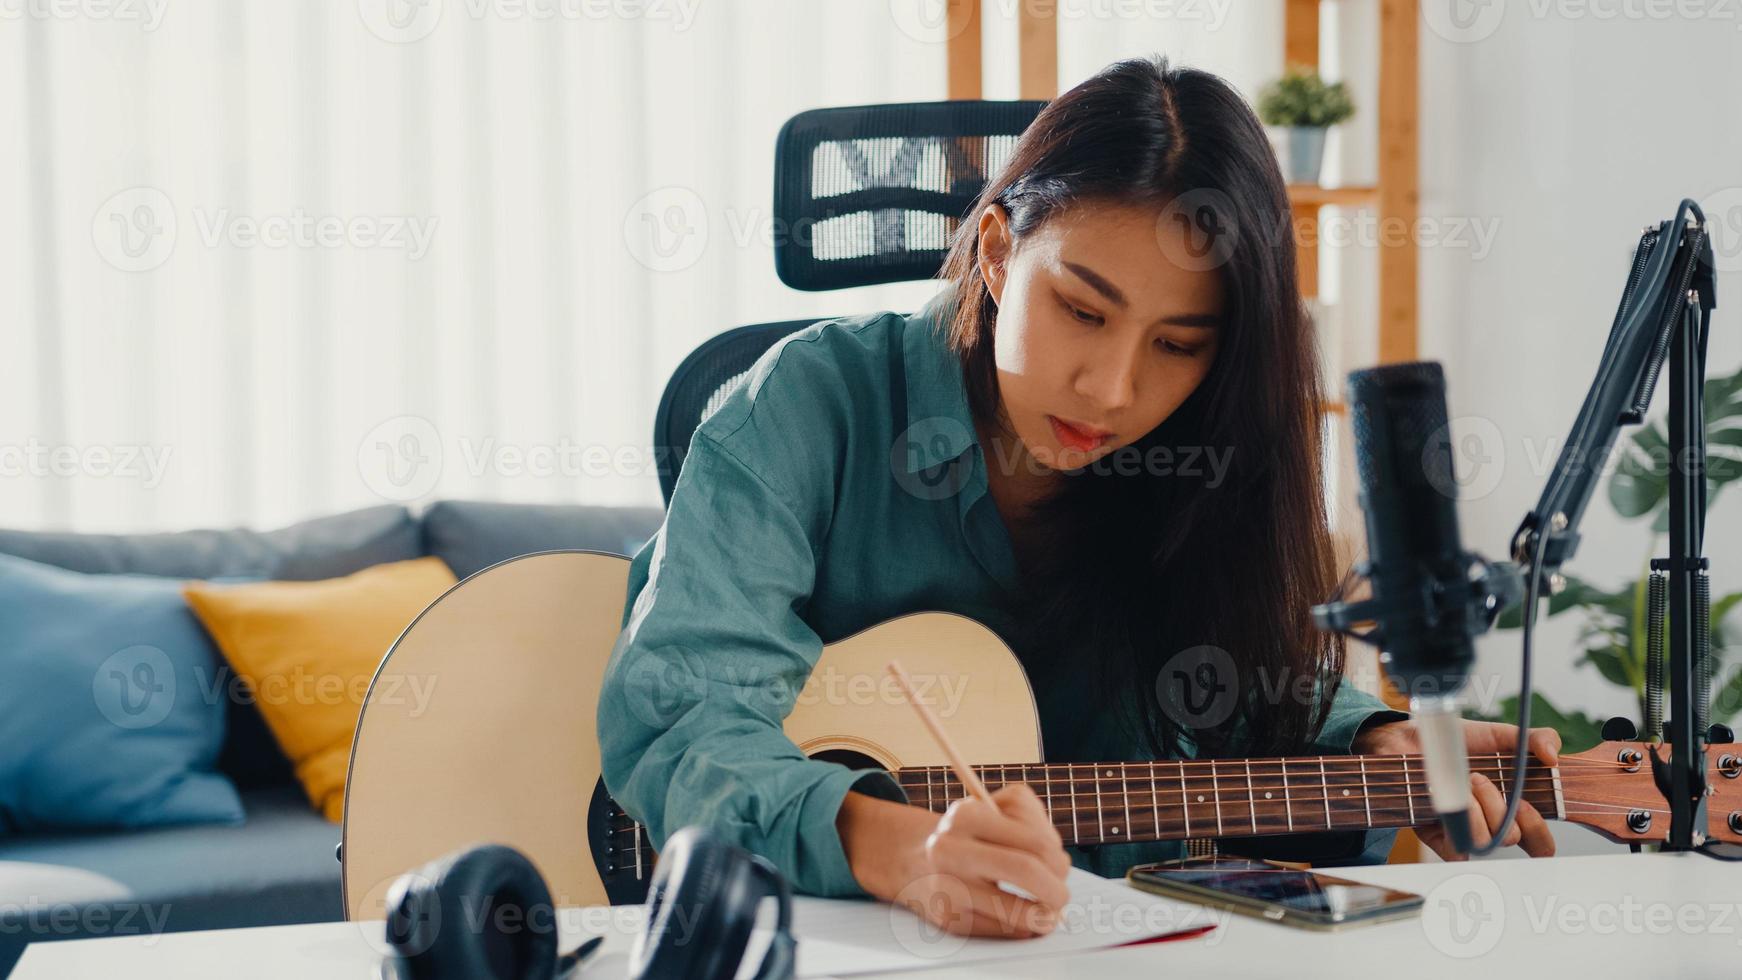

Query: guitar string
[
  {"left": 890, "top": 771, "right": 1716, "bottom": 793},
  {"left": 602, "top": 789, "right": 1694, "bottom": 831},
  {"left": 886, "top": 753, "right": 1678, "bottom": 775},
  {"left": 601, "top": 770, "right": 1732, "bottom": 834}
]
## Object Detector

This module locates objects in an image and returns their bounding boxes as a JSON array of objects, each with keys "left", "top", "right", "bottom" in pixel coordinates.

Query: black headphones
[{"left": 380, "top": 826, "right": 796, "bottom": 980}]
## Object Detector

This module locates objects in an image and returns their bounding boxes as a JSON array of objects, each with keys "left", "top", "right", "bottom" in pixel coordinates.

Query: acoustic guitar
[{"left": 341, "top": 551, "right": 1742, "bottom": 917}]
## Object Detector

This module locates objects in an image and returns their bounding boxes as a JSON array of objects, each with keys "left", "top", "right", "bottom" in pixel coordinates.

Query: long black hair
[{"left": 936, "top": 55, "right": 1347, "bottom": 759}]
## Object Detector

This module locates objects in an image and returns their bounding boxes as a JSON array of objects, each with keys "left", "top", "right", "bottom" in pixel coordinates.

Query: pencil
[{"left": 885, "top": 659, "right": 996, "bottom": 807}]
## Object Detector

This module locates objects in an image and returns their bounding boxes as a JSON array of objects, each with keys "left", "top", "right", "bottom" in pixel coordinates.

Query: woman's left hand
[{"left": 1349, "top": 719, "right": 1562, "bottom": 860}]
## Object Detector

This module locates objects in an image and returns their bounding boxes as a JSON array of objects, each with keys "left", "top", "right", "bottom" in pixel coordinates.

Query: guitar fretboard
[{"left": 890, "top": 755, "right": 1562, "bottom": 846}]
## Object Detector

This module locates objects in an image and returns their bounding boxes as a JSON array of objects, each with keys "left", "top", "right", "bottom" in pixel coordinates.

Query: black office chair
[{"left": 652, "top": 100, "right": 1046, "bottom": 506}]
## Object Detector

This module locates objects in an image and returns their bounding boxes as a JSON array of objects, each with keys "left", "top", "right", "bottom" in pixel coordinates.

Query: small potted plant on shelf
[{"left": 1257, "top": 65, "right": 1356, "bottom": 185}]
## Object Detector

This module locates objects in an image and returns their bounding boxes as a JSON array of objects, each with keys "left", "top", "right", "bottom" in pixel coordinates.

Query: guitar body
[
  {"left": 343, "top": 551, "right": 1043, "bottom": 915},
  {"left": 345, "top": 551, "right": 1742, "bottom": 917},
  {"left": 785, "top": 609, "right": 1044, "bottom": 772},
  {"left": 341, "top": 551, "right": 631, "bottom": 918}
]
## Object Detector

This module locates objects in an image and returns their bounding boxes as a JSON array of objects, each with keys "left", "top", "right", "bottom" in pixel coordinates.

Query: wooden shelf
[{"left": 1287, "top": 184, "right": 1380, "bottom": 208}]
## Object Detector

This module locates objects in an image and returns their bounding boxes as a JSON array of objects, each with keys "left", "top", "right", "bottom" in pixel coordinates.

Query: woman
[{"left": 598, "top": 55, "right": 1560, "bottom": 939}]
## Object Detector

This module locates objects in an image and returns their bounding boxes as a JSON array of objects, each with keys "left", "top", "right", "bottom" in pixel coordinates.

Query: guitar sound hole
[{"left": 811, "top": 749, "right": 883, "bottom": 772}]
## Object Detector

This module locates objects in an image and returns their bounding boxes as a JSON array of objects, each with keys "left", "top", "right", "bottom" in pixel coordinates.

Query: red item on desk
[{"left": 1114, "top": 923, "right": 1218, "bottom": 947}]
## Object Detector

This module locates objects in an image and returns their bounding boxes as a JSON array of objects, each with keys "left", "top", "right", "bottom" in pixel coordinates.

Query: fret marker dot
[
  {"left": 1104, "top": 770, "right": 1113, "bottom": 778},
  {"left": 1343, "top": 789, "right": 1350, "bottom": 796},
  {"left": 1196, "top": 795, "right": 1205, "bottom": 803},
  {"left": 1264, "top": 792, "right": 1273, "bottom": 799},
  {"left": 1112, "top": 827, "right": 1120, "bottom": 834}
]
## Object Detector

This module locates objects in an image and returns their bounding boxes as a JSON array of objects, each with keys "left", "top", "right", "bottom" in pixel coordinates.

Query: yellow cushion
[{"left": 183, "top": 557, "right": 457, "bottom": 822}]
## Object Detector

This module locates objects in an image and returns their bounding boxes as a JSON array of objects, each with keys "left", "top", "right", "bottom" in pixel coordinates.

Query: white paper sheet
[{"left": 567, "top": 867, "right": 1223, "bottom": 979}]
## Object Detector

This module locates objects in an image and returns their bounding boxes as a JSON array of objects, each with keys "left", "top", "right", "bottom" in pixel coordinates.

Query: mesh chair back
[
  {"left": 654, "top": 100, "right": 1045, "bottom": 507},
  {"left": 774, "top": 100, "right": 1046, "bottom": 291}
]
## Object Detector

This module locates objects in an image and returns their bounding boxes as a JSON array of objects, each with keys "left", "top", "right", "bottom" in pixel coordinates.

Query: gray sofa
[{"left": 0, "top": 500, "right": 663, "bottom": 974}]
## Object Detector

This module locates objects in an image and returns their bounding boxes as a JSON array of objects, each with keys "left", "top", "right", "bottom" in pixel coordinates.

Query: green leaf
[
  {"left": 1712, "top": 665, "right": 1742, "bottom": 724},
  {"left": 1256, "top": 67, "right": 1356, "bottom": 127},
  {"left": 1608, "top": 426, "right": 1669, "bottom": 519},
  {"left": 1580, "top": 645, "right": 1637, "bottom": 689},
  {"left": 1494, "top": 573, "right": 1618, "bottom": 628}
]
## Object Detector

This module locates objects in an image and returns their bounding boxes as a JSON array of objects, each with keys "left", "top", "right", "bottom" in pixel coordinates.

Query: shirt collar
[{"left": 899, "top": 285, "right": 980, "bottom": 475}]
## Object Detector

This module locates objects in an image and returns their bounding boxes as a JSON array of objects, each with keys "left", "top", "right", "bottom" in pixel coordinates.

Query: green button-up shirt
[{"left": 598, "top": 285, "right": 1404, "bottom": 898}]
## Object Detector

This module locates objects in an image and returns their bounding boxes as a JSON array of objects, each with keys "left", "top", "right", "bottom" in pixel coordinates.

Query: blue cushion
[
  {"left": 0, "top": 554, "right": 244, "bottom": 836},
  {"left": 421, "top": 500, "right": 663, "bottom": 579},
  {"left": 0, "top": 505, "right": 421, "bottom": 790}
]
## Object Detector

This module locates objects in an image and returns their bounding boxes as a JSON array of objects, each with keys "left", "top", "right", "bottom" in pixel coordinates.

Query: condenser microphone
[{"left": 1340, "top": 362, "right": 1484, "bottom": 854}]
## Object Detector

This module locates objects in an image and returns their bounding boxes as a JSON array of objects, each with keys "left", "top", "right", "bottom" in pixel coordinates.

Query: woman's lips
[{"left": 1048, "top": 414, "right": 1111, "bottom": 452}]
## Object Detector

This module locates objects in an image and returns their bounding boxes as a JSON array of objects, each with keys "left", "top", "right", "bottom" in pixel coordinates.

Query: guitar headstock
[{"left": 1558, "top": 741, "right": 1742, "bottom": 846}]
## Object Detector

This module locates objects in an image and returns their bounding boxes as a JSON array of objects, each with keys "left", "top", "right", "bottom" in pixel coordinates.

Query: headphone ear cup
[
  {"left": 386, "top": 844, "right": 560, "bottom": 980},
  {"left": 629, "top": 826, "right": 741, "bottom": 980},
  {"left": 629, "top": 828, "right": 798, "bottom": 980}
]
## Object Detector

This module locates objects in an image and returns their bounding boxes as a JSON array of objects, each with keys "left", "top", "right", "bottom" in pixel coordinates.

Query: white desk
[
  {"left": 898, "top": 851, "right": 1741, "bottom": 979},
  {"left": 13, "top": 853, "right": 1739, "bottom": 979}
]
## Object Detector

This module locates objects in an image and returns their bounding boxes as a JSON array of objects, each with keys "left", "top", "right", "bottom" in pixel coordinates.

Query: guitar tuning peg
[
  {"left": 1601, "top": 717, "right": 1639, "bottom": 741},
  {"left": 1708, "top": 724, "right": 1735, "bottom": 745}
]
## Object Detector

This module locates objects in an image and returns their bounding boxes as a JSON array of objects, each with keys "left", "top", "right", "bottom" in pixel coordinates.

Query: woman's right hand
[{"left": 837, "top": 783, "right": 1072, "bottom": 938}]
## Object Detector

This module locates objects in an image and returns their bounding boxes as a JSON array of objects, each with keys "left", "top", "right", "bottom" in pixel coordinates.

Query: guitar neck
[{"left": 891, "top": 754, "right": 1562, "bottom": 846}]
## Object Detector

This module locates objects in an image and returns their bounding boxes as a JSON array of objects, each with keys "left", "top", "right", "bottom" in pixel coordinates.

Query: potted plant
[
  {"left": 1256, "top": 65, "right": 1356, "bottom": 185},
  {"left": 1474, "top": 363, "right": 1742, "bottom": 752}
]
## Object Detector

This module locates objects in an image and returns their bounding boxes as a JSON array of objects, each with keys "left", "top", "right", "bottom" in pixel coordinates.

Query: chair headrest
[{"left": 772, "top": 100, "right": 1046, "bottom": 292}]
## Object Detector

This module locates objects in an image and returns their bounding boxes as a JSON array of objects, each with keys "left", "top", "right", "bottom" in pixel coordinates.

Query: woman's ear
[{"left": 977, "top": 203, "right": 1013, "bottom": 307}]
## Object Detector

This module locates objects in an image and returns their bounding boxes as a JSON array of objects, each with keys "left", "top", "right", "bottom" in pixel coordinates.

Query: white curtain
[{"left": 2, "top": 0, "right": 1312, "bottom": 533}]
